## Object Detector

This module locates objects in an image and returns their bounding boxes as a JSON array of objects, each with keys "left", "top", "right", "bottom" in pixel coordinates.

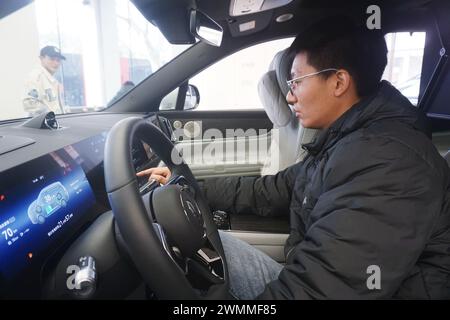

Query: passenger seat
[{"left": 258, "top": 49, "right": 319, "bottom": 175}]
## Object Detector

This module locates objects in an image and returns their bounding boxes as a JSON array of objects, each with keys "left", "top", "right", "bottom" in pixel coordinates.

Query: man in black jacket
[{"left": 138, "top": 17, "right": 450, "bottom": 299}]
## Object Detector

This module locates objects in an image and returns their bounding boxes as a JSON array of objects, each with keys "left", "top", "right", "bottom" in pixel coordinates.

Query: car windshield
[{"left": 0, "top": 0, "right": 191, "bottom": 122}]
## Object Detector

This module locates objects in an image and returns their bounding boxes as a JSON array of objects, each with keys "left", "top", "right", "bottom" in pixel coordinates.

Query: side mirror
[
  {"left": 159, "top": 85, "right": 199, "bottom": 111},
  {"left": 190, "top": 10, "right": 223, "bottom": 47},
  {"left": 184, "top": 84, "right": 200, "bottom": 110}
]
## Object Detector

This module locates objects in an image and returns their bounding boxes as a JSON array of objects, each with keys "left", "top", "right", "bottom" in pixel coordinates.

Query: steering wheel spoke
[{"left": 152, "top": 223, "right": 187, "bottom": 271}]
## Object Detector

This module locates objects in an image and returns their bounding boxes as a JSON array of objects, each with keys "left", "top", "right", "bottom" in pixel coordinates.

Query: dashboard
[{"left": 0, "top": 113, "right": 173, "bottom": 298}]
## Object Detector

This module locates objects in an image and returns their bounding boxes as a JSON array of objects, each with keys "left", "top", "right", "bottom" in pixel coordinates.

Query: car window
[
  {"left": 176, "top": 33, "right": 426, "bottom": 112},
  {"left": 0, "top": 0, "right": 191, "bottom": 121},
  {"left": 382, "top": 32, "right": 426, "bottom": 106},
  {"left": 187, "top": 38, "right": 294, "bottom": 111}
]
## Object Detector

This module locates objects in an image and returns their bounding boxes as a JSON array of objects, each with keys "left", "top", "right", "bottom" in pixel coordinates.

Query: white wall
[{"left": 0, "top": 3, "right": 40, "bottom": 120}]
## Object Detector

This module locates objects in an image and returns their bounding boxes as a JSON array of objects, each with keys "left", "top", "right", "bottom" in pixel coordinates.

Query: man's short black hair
[{"left": 289, "top": 16, "right": 387, "bottom": 97}]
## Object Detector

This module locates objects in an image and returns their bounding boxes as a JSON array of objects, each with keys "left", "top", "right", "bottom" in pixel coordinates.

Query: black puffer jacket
[{"left": 202, "top": 81, "right": 450, "bottom": 299}]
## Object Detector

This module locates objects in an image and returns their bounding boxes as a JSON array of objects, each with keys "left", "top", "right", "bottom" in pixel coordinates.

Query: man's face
[
  {"left": 286, "top": 52, "right": 340, "bottom": 129},
  {"left": 40, "top": 55, "right": 62, "bottom": 75}
]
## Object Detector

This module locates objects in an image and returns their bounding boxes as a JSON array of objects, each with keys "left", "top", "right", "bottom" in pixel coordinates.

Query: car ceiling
[
  {"left": 132, "top": 0, "right": 436, "bottom": 44},
  {"left": 0, "top": 0, "right": 438, "bottom": 42}
]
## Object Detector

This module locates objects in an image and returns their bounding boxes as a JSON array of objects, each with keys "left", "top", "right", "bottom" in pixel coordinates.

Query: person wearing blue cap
[{"left": 23, "top": 45, "right": 67, "bottom": 116}]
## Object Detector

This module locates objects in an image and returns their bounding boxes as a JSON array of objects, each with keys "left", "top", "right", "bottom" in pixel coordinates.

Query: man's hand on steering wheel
[{"left": 137, "top": 167, "right": 171, "bottom": 185}]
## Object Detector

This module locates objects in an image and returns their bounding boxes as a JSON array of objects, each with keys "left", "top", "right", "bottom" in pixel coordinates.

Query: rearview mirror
[{"left": 190, "top": 10, "right": 223, "bottom": 47}]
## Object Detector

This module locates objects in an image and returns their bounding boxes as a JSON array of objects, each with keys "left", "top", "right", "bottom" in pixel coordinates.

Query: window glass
[
  {"left": 0, "top": 0, "right": 191, "bottom": 121},
  {"left": 189, "top": 38, "right": 294, "bottom": 111},
  {"left": 383, "top": 32, "right": 426, "bottom": 105}
]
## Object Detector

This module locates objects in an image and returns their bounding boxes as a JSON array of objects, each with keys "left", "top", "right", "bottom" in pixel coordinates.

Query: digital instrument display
[{"left": 0, "top": 149, "right": 96, "bottom": 279}]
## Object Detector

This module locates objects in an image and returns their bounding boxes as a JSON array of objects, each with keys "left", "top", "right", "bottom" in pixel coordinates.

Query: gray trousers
[{"left": 219, "top": 231, "right": 283, "bottom": 300}]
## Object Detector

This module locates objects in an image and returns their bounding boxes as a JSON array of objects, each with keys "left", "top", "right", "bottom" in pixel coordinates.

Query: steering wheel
[{"left": 104, "top": 117, "right": 230, "bottom": 299}]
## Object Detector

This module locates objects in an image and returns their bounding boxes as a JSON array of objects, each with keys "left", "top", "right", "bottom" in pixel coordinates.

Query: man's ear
[{"left": 333, "top": 70, "right": 352, "bottom": 97}]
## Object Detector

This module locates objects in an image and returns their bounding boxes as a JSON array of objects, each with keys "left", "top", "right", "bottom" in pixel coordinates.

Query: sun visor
[{"left": 132, "top": 0, "right": 196, "bottom": 44}]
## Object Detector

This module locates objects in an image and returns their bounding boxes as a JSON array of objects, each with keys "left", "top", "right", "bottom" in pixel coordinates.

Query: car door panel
[{"left": 159, "top": 110, "right": 273, "bottom": 178}]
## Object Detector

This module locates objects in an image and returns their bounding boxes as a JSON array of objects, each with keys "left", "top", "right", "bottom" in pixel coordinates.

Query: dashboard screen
[{"left": 0, "top": 149, "right": 96, "bottom": 280}]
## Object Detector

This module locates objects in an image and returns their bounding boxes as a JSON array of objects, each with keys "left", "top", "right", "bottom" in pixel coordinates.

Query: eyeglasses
[{"left": 287, "top": 68, "right": 339, "bottom": 93}]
